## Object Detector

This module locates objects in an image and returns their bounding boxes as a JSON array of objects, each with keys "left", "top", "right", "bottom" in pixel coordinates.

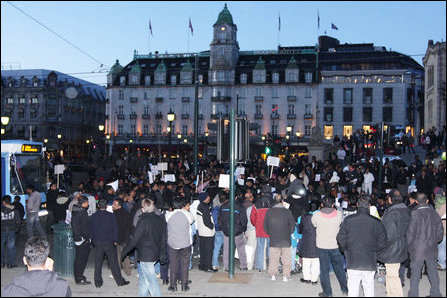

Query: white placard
[
  {"left": 184, "top": 163, "right": 190, "bottom": 171},
  {"left": 271, "top": 187, "right": 276, "bottom": 193},
  {"left": 385, "top": 189, "right": 391, "bottom": 193},
  {"left": 236, "top": 167, "right": 245, "bottom": 177},
  {"left": 315, "top": 174, "right": 321, "bottom": 182},
  {"left": 107, "top": 180, "right": 119, "bottom": 192},
  {"left": 238, "top": 179, "right": 245, "bottom": 186},
  {"left": 267, "top": 156, "right": 280, "bottom": 167},
  {"left": 164, "top": 174, "right": 176, "bottom": 182},
  {"left": 341, "top": 201, "right": 348, "bottom": 209},
  {"left": 150, "top": 165, "right": 159, "bottom": 176},
  {"left": 148, "top": 171, "right": 154, "bottom": 184},
  {"left": 54, "top": 164, "right": 65, "bottom": 175},
  {"left": 157, "top": 162, "right": 168, "bottom": 171},
  {"left": 218, "top": 174, "right": 230, "bottom": 189}
]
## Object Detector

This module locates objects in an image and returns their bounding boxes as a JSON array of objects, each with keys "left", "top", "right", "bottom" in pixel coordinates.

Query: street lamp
[
  {"left": 167, "top": 109, "right": 175, "bottom": 145},
  {"left": 98, "top": 125, "right": 105, "bottom": 132},
  {"left": 1, "top": 116, "right": 9, "bottom": 137},
  {"left": 177, "top": 133, "right": 182, "bottom": 139},
  {"left": 296, "top": 131, "right": 301, "bottom": 138},
  {"left": 57, "top": 134, "right": 62, "bottom": 139},
  {"left": 44, "top": 138, "right": 48, "bottom": 143},
  {"left": 86, "top": 140, "right": 90, "bottom": 144},
  {"left": 286, "top": 126, "right": 292, "bottom": 133}
]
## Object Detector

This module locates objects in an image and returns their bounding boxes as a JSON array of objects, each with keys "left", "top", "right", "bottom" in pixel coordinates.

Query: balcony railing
[
  {"left": 181, "top": 114, "right": 190, "bottom": 119},
  {"left": 182, "top": 97, "right": 190, "bottom": 102},
  {"left": 287, "top": 114, "right": 296, "bottom": 119},
  {"left": 254, "top": 114, "right": 263, "bottom": 119},
  {"left": 271, "top": 114, "right": 279, "bottom": 119},
  {"left": 254, "top": 96, "right": 264, "bottom": 101},
  {"left": 130, "top": 114, "right": 137, "bottom": 119},
  {"left": 211, "top": 113, "right": 228, "bottom": 119},
  {"left": 155, "top": 97, "right": 163, "bottom": 102},
  {"left": 287, "top": 96, "right": 296, "bottom": 101},
  {"left": 130, "top": 97, "right": 138, "bottom": 103},
  {"left": 304, "top": 113, "right": 313, "bottom": 119},
  {"left": 142, "top": 114, "right": 150, "bottom": 119},
  {"left": 324, "top": 99, "right": 333, "bottom": 104},
  {"left": 117, "top": 114, "right": 125, "bottom": 120},
  {"left": 155, "top": 113, "right": 163, "bottom": 119},
  {"left": 211, "top": 96, "right": 231, "bottom": 102}
]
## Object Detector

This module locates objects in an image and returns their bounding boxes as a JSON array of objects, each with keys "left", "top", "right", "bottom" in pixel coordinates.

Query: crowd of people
[{"left": 1, "top": 134, "right": 446, "bottom": 297}]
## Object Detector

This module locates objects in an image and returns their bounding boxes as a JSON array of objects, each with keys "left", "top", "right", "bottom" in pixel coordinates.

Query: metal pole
[
  {"left": 378, "top": 121, "right": 384, "bottom": 192},
  {"left": 236, "top": 93, "right": 239, "bottom": 116},
  {"left": 194, "top": 54, "right": 199, "bottom": 176},
  {"left": 229, "top": 109, "right": 235, "bottom": 279}
]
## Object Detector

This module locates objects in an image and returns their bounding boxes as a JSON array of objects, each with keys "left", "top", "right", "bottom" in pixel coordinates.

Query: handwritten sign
[
  {"left": 54, "top": 164, "right": 65, "bottom": 175},
  {"left": 267, "top": 156, "right": 280, "bottom": 167},
  {"left": 218, "top": 174, "right": 230, "bottom": 189},
  {"left": 157, "top": 162, "right": 168, "bottom": 171}
]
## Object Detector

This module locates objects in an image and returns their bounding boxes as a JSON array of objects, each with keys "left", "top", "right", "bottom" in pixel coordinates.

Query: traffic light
[{"left": 265, "top": 146, "right": 271, "bottom": 155}]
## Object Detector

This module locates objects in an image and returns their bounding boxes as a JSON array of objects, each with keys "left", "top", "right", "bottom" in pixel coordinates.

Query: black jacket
[
  {"left": 121, "top": 212, "right": 167, "bottom": 263},
  {"left": 298, "top": 213, "right": 318, "bottom": 258},
  {"left": 71, "top": 205, "right": 90, "bottom": 242},
  {"left": 1, "top": 270, "right": 71, "bottom": 297},
  {"left": 1, "top": 205, "right": 21, "bottom": 233},
  {"left": 263, "top": 204, "right": 296, "bottom": 247},
  {"left": 337, "top": 208, "right": 387, "bottom": 271},
  {"left": 407, "top": 204, "right": 444, "bottom": 262},
  {"left": 218, "top": 200, "right": 247, "bottom": 237},
  {"left": 113, "top": 207, "right": 132, "bottom": 245},
  {"left": 46, "top": 189, "right": 59, "bottom": 211},
  {"left": 377, "top": 203, "right": 411, "bottom": 263}
]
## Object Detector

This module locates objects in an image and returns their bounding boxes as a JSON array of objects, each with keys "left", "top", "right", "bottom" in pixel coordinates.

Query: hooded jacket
[
  {"left": 71, "top": 204, "right": 90, "bottom": 243},
  {"left": 1, "top": 270, "right": 71, "bottom": 297},
  {"left": 250, "top": 193, "right": 273, "bottom": 238},
  {"left": 1, "top": 205, "right": 21, "bottom": 232},
  {"left": 196, "top": 201, "right": 215, "bottom": 237},
  {"left": 219, "top": 200, "right": 247, "bottom": 237},
  {"left": 299, "top": 212, "right": 318, "bottom": 258},
  {"left": 377, "top": 203, "right": 411, "bottom": 263},
  {"left": 263, "top": 203, "right": 295, "bottom": 247}
]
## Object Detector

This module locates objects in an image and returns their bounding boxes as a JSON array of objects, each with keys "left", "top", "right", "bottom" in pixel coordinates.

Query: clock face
[
  {"left": 220, "top": 26, "right": 226, "bottom": 31},
  {"left": 65, "top": 87, "right": 78, "bottom": 99}
]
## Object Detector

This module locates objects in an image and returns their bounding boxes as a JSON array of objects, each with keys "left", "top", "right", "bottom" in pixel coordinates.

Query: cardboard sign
[
  {"left": 184, "top": 163, "right": 190, "bottom": 171},
  {"left": 107, "top": 180, "right": 119, "bottom": 192},
  {"left": 157, "top": 162, "right": 168, "bottom": 171},
  {"left": 236, "top": 167, "right": 245, "bottom": 177},
  {"left": 164, "top": 174, "right": 176, "bottom": 182},
  {"left": 54, "top": 164, "right": 65, "bottom": 175},
  {"left": 238, "top": 179, "right": 245, "bottom": 186},
  {"left": 218, "top": 174, "right": 230, "bottom": 189},
  {"left": 315, "top": 174, "right": 321, "bottom": 182},
  {"left": 147, "top": 171, "right": 154, "bottom": 184},
  {"left": 150, "top": 165, "right": 159, "bottom": 176},
  {"left": 267, "top": 156, "right": 280, "bottom": 167}
]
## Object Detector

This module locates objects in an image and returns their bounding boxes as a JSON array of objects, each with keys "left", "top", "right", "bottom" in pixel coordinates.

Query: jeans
[
  {"left": 93, "top": 241, "right": 126, "bottom": 286},
  {"left": 169, "top": 245, "right": 191, "bottom": 287},
  {"left": 223, "top": 233, "right": 247, "bottom": 270},
  {"left": 347, "top": 269, "right": 375, "bottom": 297},
  {"left": 409, "top": 259, "right": 441, "bottom": 297},
  {"left": 1, "top": 231, "right": 16, "bottom": 265},
  {"left": 138, "top": 261, "right": 161, "bottom": 297},
  {"left": 438, "top": 235, "right": 446, "bottom": 269},
  {"left": 317, "top": 248, "right": 348, "bottom": 297},
  {"left": 154, "top": 262, "right": 160, "bottom": 275},
  {"left": 74, "top": 241, "right": 90, "bottom": 283},
  {"left": 212, "top": 231, "right": 224, "bottom": 268},
  {"left": 291, "top": 246, "right": 297, "bottom": 271},
  {"left": 255, "top": 237, "right": 269, "bottom": 270},
  {"left": 27, "top": 212, "right": 46, "bottom": 239}
]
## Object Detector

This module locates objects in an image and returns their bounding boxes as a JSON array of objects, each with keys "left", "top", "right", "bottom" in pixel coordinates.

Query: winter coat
[
  {"left": 121, "top": 212, "right": 167, "bottom": 263},
  {"left": 46, "top": 189, "right": 59, "bottom": 211},
  {"left": 1, "top": 205, "right": 21, "bottom": 232},
  {"left": 299, "top": 212, "right": 318, "bottom": 258},
  {"left": 250, "top": 194, "right": 273, "bottom": 238},
  {"left": 263, "top": 204, "right": 295, "bottom": 247},
  {"left": 1, "top": 270, "right": 71, "bottom": 297},
  {"left": 378, "top": 203, "right": 411, "bottom": 263},
  {"left": 113, "top": 207, "right": 132, "bottom": 245},
  {"left": 89, "top": 210, "right": 118, "bottom": 243},
  {"left": 337, "top": 208, "right": 387, "bottom": 271},
  {"left": 219, "top": 201, "right": 247, "bottom": 237},
  {"left": 407, "top": 204, "right": 444, "bottom": 261},
  {"left": 70, "top": 205, "right": 90, "bottom": 243},
  {"left": 196, "top": 202, "right": 215, "bottom": 237}
]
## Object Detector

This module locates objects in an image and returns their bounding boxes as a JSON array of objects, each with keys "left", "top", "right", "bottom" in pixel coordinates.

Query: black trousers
[
  {"left": 74, "top": 241, "right": 90, "bottom": 282},
  {"left": 199, "top": 236, "right": 214, "bottom": 270},
  {"left": 169, "top": 245, "right": 191, "bottom": 287},
  {"left": 93, "top": 241, "right": 125, "bottom": 286}
]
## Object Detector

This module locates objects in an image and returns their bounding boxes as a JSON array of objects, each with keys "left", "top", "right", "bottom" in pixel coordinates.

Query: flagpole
[
  {"left": 277, "top": 12, "right": 280, "bottom": 48},
  {"left": 187, "top": 16, "right": 190, "bottom": 53},
  {"left": 148, "top": 19, "right": 151, "bottom": 54}
]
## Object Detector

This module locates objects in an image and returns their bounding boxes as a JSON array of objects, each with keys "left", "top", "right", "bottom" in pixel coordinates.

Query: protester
[
  {"left": 1, "top": 237, "right": 72, "bottom": 297},
  {"left": 407, "top": 193, "right": 444, "bottom": 297},
  {"left": 243, "top": 192, "right": 257, "bottom": 271},
  {"left": 435, "top": 191, "right": 446, "bottom": 271},
  {"left": 45, "top": 182, "right": 59, "bottom": 232},
  {"left": 196, "top": 192, "right": 216, "bottom": 272},
  {"left": 89, "top": 199, "right": 130, "bottom": 288},
  {"left": 121, "top": 199, "right": 167, "bottom": 297},
  {"left": 113, "top": 198, "right": 133, "bottom": 276},
  {"left": 71, "top": 195, "right": 91, "bottom": 285},
  {"left": 378, "top": 189, "right": 411, "bottom": 297},
  {"left": 26, "top": 185, "right": 46, "bottom": 239},
  {"left": 263, "top": 193, "right": 295, "bottom": 282},
  {"left": 312, "top": 195, "right": 348, "bottom": 297},
  {"left": 1, "top": 195, "right": 21, "bottom": 268},
  {"left": 12, "top": 196, "right": 25, "bottom": 222},
  {"left": 337, "top": 194, "right": 387, "bottom": 297},
  {"left": 299, "top": 200, "right": 320, "bottom": 285}
]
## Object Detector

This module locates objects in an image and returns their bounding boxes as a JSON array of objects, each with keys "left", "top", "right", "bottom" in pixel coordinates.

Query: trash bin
[{"left": 51, "top": 223, "right": 75, "bottom": 278}]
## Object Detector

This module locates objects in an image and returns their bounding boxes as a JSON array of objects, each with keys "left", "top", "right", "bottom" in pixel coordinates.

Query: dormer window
[
  {"left": 120, "top": 76, "right": 126, "bottom": 86},
  {"left": 171, "top": 75, "right": 177, "bottom": 86},
  {"left": 272, "top": 73, "right": 280, "bottom": 84},
  {"left": 253, "top": 71, "right": 266, "bottom": 83},
  {"left": 286, "top": 69, "right": 299, "bottom": 83},
  {"left": 240, "top": 74, "right": 247, "bottom": 84},
  {"left": 130, "top": 74, "right": 139, "bottom": 85},
  {"left": 305, "top": 72, "right": 313, "bottom": 83},
  {"left": 145, "top": 75, "right": 151, "bottom": 86}
]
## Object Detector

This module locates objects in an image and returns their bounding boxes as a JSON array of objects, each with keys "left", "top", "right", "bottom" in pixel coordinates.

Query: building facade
[
  {"left": 106, "top": 4, "right": 424, "bottom": 155},
  {"left": 1, "top": 69, "right": 106, "bottom": 158},
  {"left": 423, "top": 40, "right": 446, "bottom": 132}
]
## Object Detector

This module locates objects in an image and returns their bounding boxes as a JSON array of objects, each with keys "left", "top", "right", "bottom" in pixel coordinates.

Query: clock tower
[{"left": 209, "top": 3, "right": 239, "bottom": 85}]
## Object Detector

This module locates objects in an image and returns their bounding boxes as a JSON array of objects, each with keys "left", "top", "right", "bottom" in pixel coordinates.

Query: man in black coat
[
  {"left": 112, "top": 198, "right": 132, "bottom": 276},
  {"left": 71, "top": 196, "right": 91, "bottom": 285},
  {"left": 377, "top": 189, "right": 411, "bottom": 297},
  {"left": 407, "top": 193, "right": 444, "bottom": 297},
  {"left": 121, "top": 199, "right": 167, "bottom": 297},
  {"left": 337, "top": 195, "right": 387, "bottom": 297},
  {"left": 298, "top": 200, "right": 319, "bottom": 284},
  {"left": 45, "top": 182, "right": 59, "bottom": 232}
]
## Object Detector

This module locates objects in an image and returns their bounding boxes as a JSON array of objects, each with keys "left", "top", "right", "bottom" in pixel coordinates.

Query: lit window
[
  {"left": 324, "top": 125, "right": 333, "bottom": 140},
  {"left": 343, "top": 125, "right": 353, "bottom": 138}
]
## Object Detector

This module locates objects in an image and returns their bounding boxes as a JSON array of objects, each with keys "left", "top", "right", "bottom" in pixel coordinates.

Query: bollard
[{"left": 51, "top": 223, "right": 75, "bottom": 278}]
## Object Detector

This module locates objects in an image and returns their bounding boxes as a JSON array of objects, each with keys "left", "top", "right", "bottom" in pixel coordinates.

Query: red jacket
[{"left": 250, "top": 196, "right": 272, "bottom": 238}]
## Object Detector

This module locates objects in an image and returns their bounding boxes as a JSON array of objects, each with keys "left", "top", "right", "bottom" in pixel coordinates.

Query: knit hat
[{"left": 198, "top": 192, "right": 209, "bottom": 202}]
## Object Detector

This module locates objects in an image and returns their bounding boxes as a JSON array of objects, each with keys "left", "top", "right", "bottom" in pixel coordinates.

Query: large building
[
  {"left": 106, "top": 4, "right": 424, "bottom": 155},
  {"left": 423, "top": 40, "right": 446, "bottom": 132},
  {"left": 1, "top": 69, "right": 106, "bottom": 158}
]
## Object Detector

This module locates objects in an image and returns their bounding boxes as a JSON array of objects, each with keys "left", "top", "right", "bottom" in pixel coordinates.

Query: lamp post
[
  {"left": 167, "top": 109, "right": 175, "bottom": 146},
  {"left": 204, "top": 132, "right": 209, "bottom": 158},
  {"left": 1, "top": 116, "right": 10, "bottom": 137},
  {"left": 286, "top": 126, "right": 292, "bottom": 148},
  {"left": 98, "top": 124, "right": 105, "bottom": 156}
]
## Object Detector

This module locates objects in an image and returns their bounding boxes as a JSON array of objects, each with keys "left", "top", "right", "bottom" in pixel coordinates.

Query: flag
[
  {"left": 149, "top": 19, "right": 153, "bottom": 36},
  {"left": 278, "top": 13, "right": 281, "bottom": 31},
  {"left": 331, "top": 23, "right": 338, "bottom": 30},
  {"left": 318, "top": 10, "right": 320, "bottom": 29},
  {"left": 189, "top": 17, "right": 193, "bottom": 35}
]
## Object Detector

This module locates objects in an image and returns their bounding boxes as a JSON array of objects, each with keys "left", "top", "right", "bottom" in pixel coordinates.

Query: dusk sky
[{"left": 2, "top": 1, "right": 446, "bottom": 86}]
